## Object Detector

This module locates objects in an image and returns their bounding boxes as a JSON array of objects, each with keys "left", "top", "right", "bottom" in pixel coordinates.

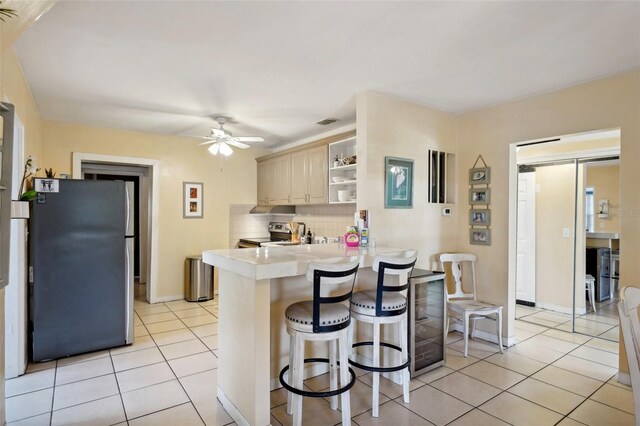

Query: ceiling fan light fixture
[
  {"left": 208, "top": 142, "right": 220, "bottom": 155},
  {"left": 219, "top": 142, "right": 233, "bottom": 157}
]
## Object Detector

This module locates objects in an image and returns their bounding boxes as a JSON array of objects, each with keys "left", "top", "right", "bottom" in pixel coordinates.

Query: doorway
[
  {"left": 510, "top": 129, "right": 621, "bottom": 341},
  {"left": 83, "top": 168, "right": 143, "bottom": 291},
  {"left": 72, "top": 153, "right": 159, "bottom": 303}
]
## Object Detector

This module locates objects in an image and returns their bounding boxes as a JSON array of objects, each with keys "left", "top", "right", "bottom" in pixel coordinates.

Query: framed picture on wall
[
  {"left": 469, "top": 188, "right": 491, "bottom": 205},
  {"left": 183, "top": 182, "right": 203, "bottom": 218},
  {"left": 469, "top": 167, "right": 491, "bottom": 185},
  {"left": 385, "top": 156, "right": 414, "bottom": 208},
  {"left": 470, "top": 228, "right": 491, "bottom": 245},
  {"left": 469, "top": 209, "right": 491, "bottom": 226}
]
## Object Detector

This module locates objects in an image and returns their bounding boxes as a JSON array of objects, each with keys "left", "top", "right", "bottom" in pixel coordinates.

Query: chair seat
[
  {"left": 285, "top": 301, "right": 350, "bottom": 332},
  {"left": 448, "top": 299, "right": 501, "bottom": 315},
  {"left": 351, "top": 290, "right": 407, "bottom": 316}
]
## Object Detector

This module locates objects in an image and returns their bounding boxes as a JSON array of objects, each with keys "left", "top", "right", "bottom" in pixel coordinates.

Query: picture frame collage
[{"left": 469, "top": 155, "right": 491, "bottom": 245}]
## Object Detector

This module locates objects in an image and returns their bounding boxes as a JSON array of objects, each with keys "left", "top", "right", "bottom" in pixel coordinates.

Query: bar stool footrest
[
  {"left": 349, "top": 341, "right": 411, "bottom": 373},
  {"left": 279, "top": 357, "right": 357, "bottom": 398}
]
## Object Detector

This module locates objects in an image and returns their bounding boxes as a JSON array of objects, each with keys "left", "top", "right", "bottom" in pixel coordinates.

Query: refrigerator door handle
[
  {"left": 125, "top": 182, "right": 134, "bottom": 236},
  {"left": 125, "top": 237, "right": 134, "bottom": 344}
]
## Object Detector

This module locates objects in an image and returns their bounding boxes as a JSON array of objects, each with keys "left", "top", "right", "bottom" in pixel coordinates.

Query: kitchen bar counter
[{"left": 202, "top": 244, "right": 404, "bottom": 426}]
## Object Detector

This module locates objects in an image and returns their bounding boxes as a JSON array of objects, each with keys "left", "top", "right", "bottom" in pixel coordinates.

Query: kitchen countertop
[
  {"left": 203, "top": 242, "right": 412, "bottom": 426},
  {"left": 202, "top": 243, "right": 402, "bottom": 280},
  {"left": 586, "top": 232, "right": 620, "bottom": 239}
]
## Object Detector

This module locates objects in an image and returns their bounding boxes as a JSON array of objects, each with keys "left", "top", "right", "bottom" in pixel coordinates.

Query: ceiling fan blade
[
  {"left": 235, "top": 136, "right": 264, "bottom": 143},
  {"left": 211, "top": 128, "right": 225, "bottom": 137},
  {"left": 227, "top": 140, "right": 250, "bottom": 149},
  {"left": 198, "top": 139, "right": 216, "bottom": 145}
]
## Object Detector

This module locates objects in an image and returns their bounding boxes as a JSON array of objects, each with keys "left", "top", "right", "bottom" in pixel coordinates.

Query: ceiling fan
[{"left": 199, "top": 117, "right": 265, "bottom": 156}]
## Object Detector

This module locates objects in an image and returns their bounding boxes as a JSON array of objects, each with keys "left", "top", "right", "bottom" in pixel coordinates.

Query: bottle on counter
[{"left": 306, "top": 228, "right": 313, "bottom": 244}]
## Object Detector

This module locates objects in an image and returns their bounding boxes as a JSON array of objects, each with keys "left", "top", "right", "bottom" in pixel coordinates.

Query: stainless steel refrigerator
[{"left": 29, "top": 179, "right": 134, "bottom": 362}]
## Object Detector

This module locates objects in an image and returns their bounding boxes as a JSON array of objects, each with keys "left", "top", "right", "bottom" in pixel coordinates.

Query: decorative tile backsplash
[{"left": 228, "top": 204, "right": 356, "bottom": 248}]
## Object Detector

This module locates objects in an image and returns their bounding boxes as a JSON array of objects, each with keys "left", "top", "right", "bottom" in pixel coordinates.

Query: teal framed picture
[{"left": 385, "top": 156, "right": 413, "bottom": 208}]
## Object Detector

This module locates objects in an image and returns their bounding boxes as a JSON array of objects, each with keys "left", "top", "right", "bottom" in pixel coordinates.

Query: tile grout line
[
  {"left": 142, "top": 301, "right": 212, "bottom": 425},
  {"left": 108, "top": 345, "right": 130, "bottom": 425},
  {"left": 48, "top": 360, "right": 58, "bottom": 426}
]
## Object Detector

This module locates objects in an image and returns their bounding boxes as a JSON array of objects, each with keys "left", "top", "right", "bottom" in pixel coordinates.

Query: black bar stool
[
  {"left": 279, "top": 256, "right": 360, "bottom": 426},
  {"left": 349, "top": 250, "right": 417, "bottom": 417}
]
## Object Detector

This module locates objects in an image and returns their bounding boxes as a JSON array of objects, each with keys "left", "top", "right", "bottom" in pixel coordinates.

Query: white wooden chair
[
  {"left": 617, "top": 286, "right": 640, "bottom": 425},
  {"left": 439, "top": 253, "right": 503, "bottom": 357}
]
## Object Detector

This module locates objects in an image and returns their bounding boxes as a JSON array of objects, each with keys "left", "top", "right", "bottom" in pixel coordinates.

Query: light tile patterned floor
[{"left": 5, "top": 296, "right": 634, "bottom": 425}]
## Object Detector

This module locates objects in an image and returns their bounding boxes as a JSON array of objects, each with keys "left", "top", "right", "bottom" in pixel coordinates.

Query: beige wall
[
  {"left": 356, "top": 91, "right": 459, "bottom": 270},
  {"left": 586, "top": 164, "right": 620, "bottom": 233},
  {"left": 40, "top": 120, "right": 268, "bottom": 300},
  {"left": 2, "top": 49, "right": 43, "bottom": 175},
  {"left": 457, "top": 69, "right": 640, "bottom": 370}
]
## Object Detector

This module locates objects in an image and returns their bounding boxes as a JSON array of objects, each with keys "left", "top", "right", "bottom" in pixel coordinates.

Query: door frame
[
  {"left": 508, "top": 129, "right": 620, "bottom": 338},
  {"left": 72, "top": 153, "right": 160, "bottom": 303}
]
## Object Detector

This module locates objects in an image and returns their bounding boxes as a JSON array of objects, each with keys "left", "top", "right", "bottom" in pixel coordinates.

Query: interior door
[{"left": 516, "top": 171, "right": 536, "bottom": 304}]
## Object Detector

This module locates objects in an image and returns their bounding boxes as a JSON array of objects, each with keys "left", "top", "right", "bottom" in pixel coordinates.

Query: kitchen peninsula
[{"left": 202, "top": 243, "right": 406, "bottom": 426}]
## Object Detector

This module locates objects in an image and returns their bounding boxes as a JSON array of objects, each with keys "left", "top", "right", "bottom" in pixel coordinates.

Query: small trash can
[{"left": 185, "top": 255, "right": 214, "bottom": 302}]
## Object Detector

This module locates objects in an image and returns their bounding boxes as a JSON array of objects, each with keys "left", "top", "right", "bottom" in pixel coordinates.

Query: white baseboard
[
  {"left": 618, "top": 371, "right": 631, "bottom": 386},
  {"left": 217, "top": 386, "right": 250, "bottom": 426},
  {"left": 535, "top": 301, "right": 579, "bottom": 315},
  {"left": 150, "top": 294, "right": 185, "bottom": 303}
]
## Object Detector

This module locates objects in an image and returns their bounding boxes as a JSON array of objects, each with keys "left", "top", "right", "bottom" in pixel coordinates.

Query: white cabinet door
[
  {"left": 266, "top": 159, "right": 278, "bottom": 205},
  {"left": 257, "top": 160, "right": 267, "bottom": 205},
  {"left": 290, "top": 150, "right": 308, "bottom": 204},
  {"left": 276, "top": 154, "right": 291, "bottom": 205},
  {"left": 307, "top": 145, "right": 327, "bottom": 204}
]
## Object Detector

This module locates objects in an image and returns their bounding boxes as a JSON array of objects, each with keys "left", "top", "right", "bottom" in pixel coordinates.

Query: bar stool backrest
[
  {"left": 306, "top": 256, "right": 360, "bottom": 333},
  {"left": 372, "top": 250, "right": 418, "bottom": 317}
]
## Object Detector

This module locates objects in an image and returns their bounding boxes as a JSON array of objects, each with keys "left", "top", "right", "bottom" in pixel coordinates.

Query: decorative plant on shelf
[
  {"left": 18, "top": 156, "right": 40, "bottom": 201},
  {"left": 44, "top": 168, "right": 56, "bottom": 178}
]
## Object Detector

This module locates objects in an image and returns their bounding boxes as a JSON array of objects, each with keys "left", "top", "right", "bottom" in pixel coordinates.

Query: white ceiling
[{"left": 13, "top": 1, "right": 640, "bottom": 147}]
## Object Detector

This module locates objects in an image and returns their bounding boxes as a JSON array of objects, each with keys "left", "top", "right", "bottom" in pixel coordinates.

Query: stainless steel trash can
[{"left": 185, "top": 255, "right": 214, "bottom": 302}]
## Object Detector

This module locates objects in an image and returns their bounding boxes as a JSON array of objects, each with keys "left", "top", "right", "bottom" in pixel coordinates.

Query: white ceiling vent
[{"left": 315, "top": 118, "right": 339, "bottom": 126}]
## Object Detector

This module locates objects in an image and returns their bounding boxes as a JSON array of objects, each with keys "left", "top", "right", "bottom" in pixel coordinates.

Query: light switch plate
[{"left": 562, "top": 227, "right": 571, "bottom": 238}]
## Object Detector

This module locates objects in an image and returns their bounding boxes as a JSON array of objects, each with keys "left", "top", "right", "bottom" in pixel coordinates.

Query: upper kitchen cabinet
[
  {"left": 276, "top": 154, "right": 292, "bottom": 204},
  {"left": 291, "top": 145, "right": 328, "bottom": 204},
  {"left": 257, "top": 158, "right": 279, "bottom": 205},
  {"left": 257, "top": 160, "right": 267, "bottom": 205},
  {"left": 328, "top": 136, "right": 356, "bottom": 204},
  {"left": 256, "top": 130, "right": 354, "bottom": 206}
]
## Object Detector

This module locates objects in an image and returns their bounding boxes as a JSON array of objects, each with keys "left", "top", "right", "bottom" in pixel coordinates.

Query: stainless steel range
[{"left": 238, "top": 222, "right": 305, "bottom": 248}]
